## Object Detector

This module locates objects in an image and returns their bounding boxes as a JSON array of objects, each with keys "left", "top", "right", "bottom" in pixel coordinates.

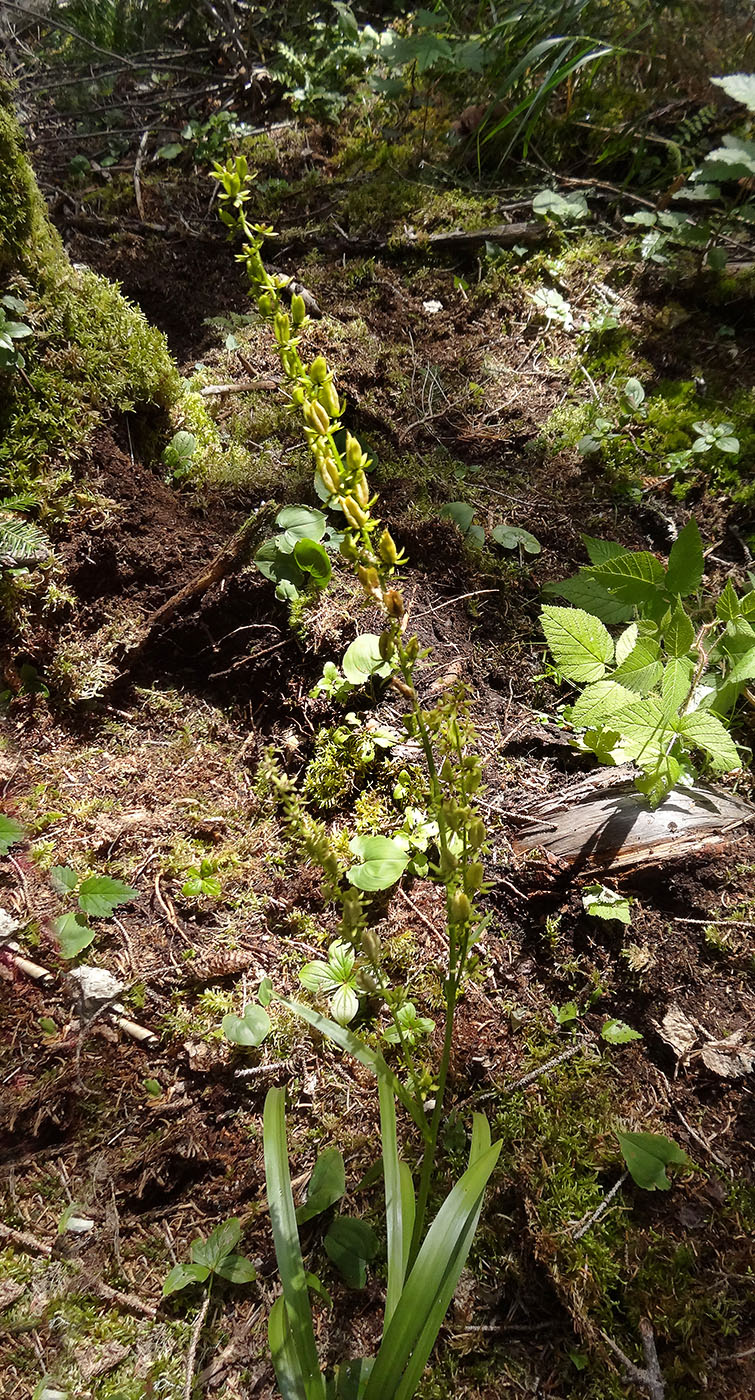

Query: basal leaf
[
  {"left": 324, "top": 1217, "right": 378, "bottom": 1289},
  {"left": 491, "top": 524, "right": 541, "bottom": 555},
  {"left": 293, "top": 537, "right": 331, "bottom": 589},
  {"left": 342, "top": 634, "right": 391, "bottom": 686},
  {"left": 616, "top": 1129, "right": 691, "bottom": 1190},
  {"left": 162, "top": 1262, "right": 210, "bottom": 1296},
  {"left": 277, "top": 506, "right": 326, "bottom": 545},
  {"left": 214, "top": 1253, "right": 257, "bottom": 1284},
  {"left": 296, "top": 1147, "right": 346, "bottom": 1226},
  {"left": 570, "top": 680, "right": 635, "bottom": 728},
  {"left": 191, "top": 1217, "right": 241, "bottom": 1271},
  {"left": 222, "top": 1005, "right": 271, "bottom": 1047},
  {"left": 540, "top": 606, "right": 614, "bottom": 683},
  {"left": 582, "top": 883, "right": 632, "bottom": 924},
  {"left": 0, "top": 815, "right": 25, "bottom": 855},
  {"left": 592, "top": 551, "right": 666, "bottom": 605},
  {"left": 77, "top": 876, "right": 139, "bottom": 918},
  {"left": 347, "top": 835, "right": 409, "bottom": 891},
  {"left": 666, "top": 518, "right": 703, "bottom": 597},
  {"left": 680, "top": 709, "right": 740, "bottom": 772}
]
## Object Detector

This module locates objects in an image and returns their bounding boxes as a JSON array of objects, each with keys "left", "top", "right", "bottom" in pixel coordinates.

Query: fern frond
[{"left": 0, "top": 515, "right": 51, "bottom": 566}]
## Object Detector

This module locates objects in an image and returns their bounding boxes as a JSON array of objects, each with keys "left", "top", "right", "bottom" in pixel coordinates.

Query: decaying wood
[
  {"left": 121, "top": 501, "right": 276, "bottom": 668},
  {"left": 280, "top": 221, "right": 550, "bottom": 256},
  {"left": 513, "top": 768, "right": 754, "bottom": 871}
]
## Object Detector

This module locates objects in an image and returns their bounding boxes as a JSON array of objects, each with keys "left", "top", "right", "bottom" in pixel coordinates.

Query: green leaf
[
  {"left": 214, "top": 1252, "right": 257, "bottom": 1284},
  {"left": 616, "top": 1129, "right": 691, "bottom": 1191},
  {"left": 264, "top": 1090, "right": 327, "bottom": 1400},
  {"left": 324, "top": 1216, "right": 378, "bottom": 1289},
  {"left": 347, "top": 835, "right": 409, "bottom": 891},
  {"left": 615, "top": 622, "right": 639, "bottom": 665},
  {"left": 378, "top": 1078, "right": 413, "bottom": 1330},
  {"left": 259, "top": 976, "right": 274, "bottom": 1007},
  {"left": 491, "top": 524, "right": 541, "bottom": 555},
  {"left": 711, "top": 72, "right": 755, "bottom": 111},
  {"left": 191, "top": 1217, "right": 241, "bottom": 1270},
  {"left": 50, "top": 865, "right": 79, "bottom": 894},
  {"left": 612, "top": 696, "right": 675, "bottom": 765},
  {"left": 440, "top": 501, "right": 484, "bottom": 548},
  {"left": 296, "top": 1147, "right": 346, "bottom": 1225},
  {"left": 570, "top": 680, "right": 636, "bottom": 728},
  {"left": 716, "top": 579, "right": 741, "bottom": 622},
  {"left": 612, "top": 638, "right": 663, "bottom": 695},
  {"left": 222, "top": 1005, "right": 271, "bottom": 1047},
  {"left": 661, "top": 658, "right": 694, "bottom": 717},
  {"left": 541, "top": 573, "right": 632, "bottom": 625},
  {"left": 277, "top": 506, "right": 326, "bottom": 545},
  {"left": 665, "top": 603, "right": 695, "bottom": 657},
  {"left": 623, "top": 377, "right": 645, "bottom": 410},
  {"left": 581, "top": 883, "right": 631, "bottom": 924},
  {"left": 540, "top": 606, "right": 614, "bottom": 683},
  {"left": 0, "top": 815, "right": 25, "bottom": 855},
  {"left": 54, "top": 912, "right": 95, "bottom": 958},
  {"left": 342, "top": 634, "right": 391, "bottom": 686},
  {"left": 531, "top": 188, "right": 588, "bottom": 222},
  {"left": 77, "top": 876, "right": 139, "bottom": 918},
  {"left": 601, "top": 1019, "right": 642, "bottom": 1044},
  {"left": 331, "top": 983, "right": 360, "bottom": 1026},
  {"left": 293, "top": 537, "right": 331, "bottom": 590},
  {"left": 592, "top": 551, "right": 666, "bottom": 605},
  {"left": 634, "top": 754, "right": 682, "bottom": 808},
  {"left": 680, "top": 709, "right": 740, "bottom": 772},
  {"left": 162, "top": 1261, "right": 210, "bottom": 1296},
  {"left": 666, "top": 519, "right": 703, "bottom": 597},
  {"left": 727, "top": 646, "right": 755, "bottom": 686}
]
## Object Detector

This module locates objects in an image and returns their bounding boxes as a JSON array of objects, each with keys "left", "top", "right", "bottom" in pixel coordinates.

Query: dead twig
[
  {"left": 185, "top": 1293, "right": 211, "bottom": 1400},
  {"left": 571, "top": 1171, "right": 629, "bottom": 1240},
  {"left": 133, "top": 127, "right": 150, "bottom": 220},
  {"left": 600, "top": 1319, "right": 666, "bottom": 1400},
  {"left": 0, "top": 1220, "right": 52, "bottom": 1257}
]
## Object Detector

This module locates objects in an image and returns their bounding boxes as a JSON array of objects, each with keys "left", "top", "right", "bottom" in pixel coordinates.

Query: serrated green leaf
[
  {"left": 571, "top": 680, "right": 635, "bottom": 728},
  {"left": 540, "top": 606, "right": 614, "bottom": 683},
  {"left": 616, "top": 1129, "right": 691, "bottom": 1190},
  {"left": 716, "top": 579, "right": 741, "bottom": 622},
  {"left": 666, "top": 519, "right": 703, "bottom": 597},
  {"left": 711, "top": 73, "right": 755, "bottom": 111},
  {"left": 601, "top": 1019, "right": 643, "bottom": 1044},
  {"left": 0, "top": 815, "right": 25, "bottom": 855},
  {"left": 661, "top": 657, "right": 694, "bottom": 716},
  {"left": 615, "top": 622, "right": 639, "bottom": 665},
  {"left": 727, "top": 645, "right": 755, "bottom": 686},
  {"left": 739, "top": 590, "right": 755, "bottom": 619},
  {"left": 77, "top": 876, "right": 139, "bottom": 918},
  {"left": 664, "top": 603, "right": 695, "bottom": 657},
  {"left": 634, "top": 754, "right": 682, "bottom": 808},
  {"left": 54, "top": 912, "right": 95, "bottom": 958},
  {"left": 612, "top": 638, "right": 663, "bottom": 694},
  {"left": 612, "top": 696, "right": 675, "bottom": 764},
  {"left": 592, "top": 551, "right": 666, "bottom": 605},
  {"left": 582, "top": 883, "right": 632, "bottom": 924},
  {"left": 50, "top": 865, "right": 78, "bottom": 894},
  {"left": 680, "top": 709, "right": 740, "bottom": 771},
  {"left": 541, "top": 573, "right": 632, "bottom": 625}
]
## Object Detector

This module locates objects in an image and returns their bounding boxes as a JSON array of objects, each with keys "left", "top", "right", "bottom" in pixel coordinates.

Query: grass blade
[
  {"left": 269, "top": 1294, "right": 307, "bottom": 1400},
  {"left": 379, "top": 1077, "right": 414, "bottom": 1329},
  {"left": 263, "top": 1088, "right": 326, "bottom": 1400}
]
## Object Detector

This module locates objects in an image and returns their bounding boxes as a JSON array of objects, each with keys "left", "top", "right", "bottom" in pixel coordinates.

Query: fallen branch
[
  {"left": 601, "top": 1319, "right": 666, "bottom": 1400},
  {"left": 185, "top": 1293, "right": 211, "bottom": 1400},
  {"left": 279, "top": 221, "right": 549, "bottom": 257}
]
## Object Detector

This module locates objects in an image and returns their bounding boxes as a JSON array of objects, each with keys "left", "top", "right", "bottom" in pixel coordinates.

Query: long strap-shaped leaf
[
  {"left": 378, "top": 1077, "right": 415, "bottom": 1330},
  {"left": 279, "top": 997, "right": 429, "bottom": 1139},
  {"left": 363, "top": 1129, "right": 501, "bottom": 1400},
  {"left": 264, "top": 1088, "right": 326, "bottom": 1400}
]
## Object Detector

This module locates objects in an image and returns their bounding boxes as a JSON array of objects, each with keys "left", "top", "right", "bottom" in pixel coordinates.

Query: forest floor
[{"left": 2, "top": 61, "right": 755, "bottom": 1400}]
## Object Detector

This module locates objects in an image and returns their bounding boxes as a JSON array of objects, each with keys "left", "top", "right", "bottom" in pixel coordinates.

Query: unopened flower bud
[
  {"left": 378, "top": 529, "right": 399, "bottom": 565},
  {"left": 345, "top": 432, "right": 364, "bottom": 473},
  {"left": 291, "top": 385, "right": 305, "bottom": 407},
  {"left": 450, "top": 890, "right": 472, "bottom": 923},
  {"left": 304, "top": 399, "right": 330, "bottom": 436},
  {"left": 383, "top": 588, "right": 404, "bottom": 618},
  {"left": 362, "top": 929, "right": 381, "bottom": 962},
  {"left": 466, "top": 862, "right": 485, "bottom": 891},
  {"left": 258, "top": 291, "right": 276, "bottom": 317},
  {"left": 342, "top": 496, "right": 368, "bottom": 529},
  {"left": 318, "top": 459, "right": 340, "bottom": 494},
  {"left": 357, "top": 564, "right": 380, "bottom": 595},
  {"left": 319, "top": 379, "right": 341, "bottom": 418},
  {"left": 291, "top": 293, "right": 307, "bottom": 326},
  {"left": 378, "top": 629, "right": 395, "bottom": 662},
  {"left": 468, "top": 817, "right": 486, "bottom": 848},
  {"left": 309, "top": 355, "right": 328, "bottom": 385},
  {"left": 273, "top": 311, "right": 291, "bottom": 346},
  {"left": 352, "top": 472, "right": 369, "bottom": 507}
]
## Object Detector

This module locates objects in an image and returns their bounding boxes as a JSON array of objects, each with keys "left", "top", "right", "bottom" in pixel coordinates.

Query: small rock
[
  {"left": 0, "top": 908, "right": 19, "bottom": 942},
  {"left": 68, "top": 966, "right": 124, "bottom": 1012}
]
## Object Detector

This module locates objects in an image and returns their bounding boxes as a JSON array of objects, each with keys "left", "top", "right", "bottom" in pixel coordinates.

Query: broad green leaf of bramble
[
  {"left": 582, "top": 883, "right": 631, "bottom": 925},
  {"left": 50, "top": 865, "right": 78, "bottom": 895},
  {"left": 77, "top": 876, "right": 139, "bottom": 918},
  {"left": 615, "top": 622, "right": 639, "bottom": 665},
  {"left": 541, "top": 573, "right": 632, "bottom": 625},
  {"left": 540, "top": 606, "right": 614, "bottom": 683},
  {"left": 727, "top": 646, "right": 755, "bottom": 686},
  {"left": 0, "top": 815, "right": 25, "bottom": 855},
  {"left": 612, "top": 638, "right": 663, "bottom": 695},
  {"left": 601, "top": 1019, "right": 643, "bottom": 1045},
  {"left": 661, "top": 657, "right": 694, "bottom": 717},
  {"left": 665, "top": 603, "right": 695, "bottom": 657},
  {"left": 54, "top": 912, "right": 96, "bottom": 959},
  {"left": 711, "top": 73, "right": 755, "bottom": 112},
  {"left": 679, "top": 709, "right": 740, "bottom": 772},
  {"left": 570, "top": 680, "right": 635, "bottom": 728},
  {"left": 666, "top": 519, "right": 703, "bottom": 597},
  {"left": 616, "top": 1129, "right": 692, "bottom": 1190},
  {"left": 635, "top": 754, "right": 682, "bottom": 808},
  {"left": 716, "top": 579, "right": 741, "bottom": 622},
  {"left": 581, "top": 535, "right": 627, "bottom": 566},
  {"left": 611, "top": 696, "right": 674, "bottom": 765},
  {"left": 591, "top": 551, "right": 666, "bottom": 606}
]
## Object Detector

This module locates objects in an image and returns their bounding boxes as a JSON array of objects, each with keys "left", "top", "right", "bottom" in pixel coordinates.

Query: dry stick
[
  {"left": 133, "top": 128, "right": 150, "bottom": 221},
  {"left": 472, "top": 1041, "right": 584, "bottom": 1105},
  {"left": 3, "top": 0, "right": 139, "bottom": 65},
  {"left": 280, "top": 221, "right": 549, "bottom": 257},
  {"left": 0, "top": 1220, "right": 52, "bottom": 1257},
  {"left": 572, "top": 1171, "right": 629, "bottom": 1240},
  {"left": 672, "top": 915, "right": 755, "bottom": 928},
  {"left": 0, "top": 1222, "right": 157, "bottom": 1317},
  {"left": 122, "top": 502, "right": 276, "bottom": 667},
  {"left": 600, "top": 1319, "right": 666, "bottom": 1400},
  {"left": 184, "top": 1293, "right": 211, "bottom": 1400},
  {"left": 199, "top": 377, "right": 277, "bottom": 397}
]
